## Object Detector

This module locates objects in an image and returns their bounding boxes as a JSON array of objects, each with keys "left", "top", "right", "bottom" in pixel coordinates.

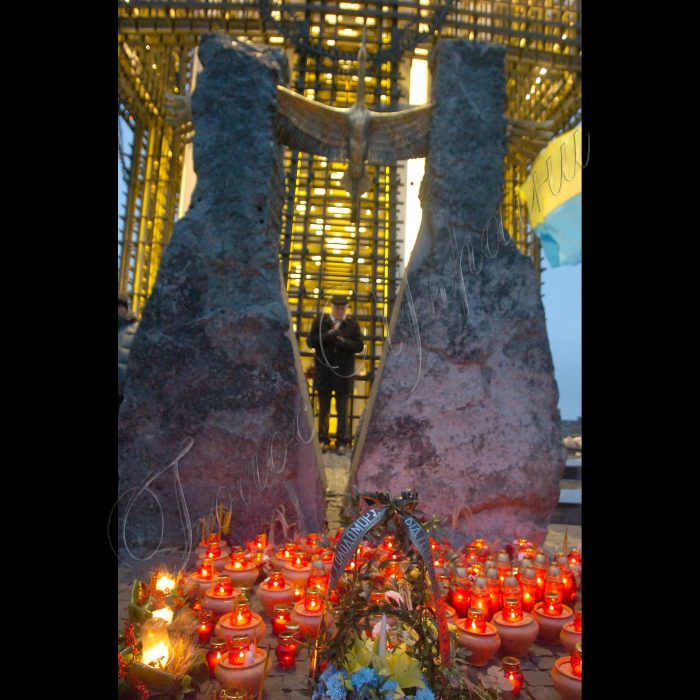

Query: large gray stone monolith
[
  {"left": 117, "top": 34, "right": 325, "bottom": 552},
  {"left": 350, "top": 39, "right": 565, "bottom": 547}
]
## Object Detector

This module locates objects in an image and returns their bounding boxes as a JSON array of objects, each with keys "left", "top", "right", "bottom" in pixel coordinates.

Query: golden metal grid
[{"left": 118, "top": 0, "right": 581, "bottom": 441}]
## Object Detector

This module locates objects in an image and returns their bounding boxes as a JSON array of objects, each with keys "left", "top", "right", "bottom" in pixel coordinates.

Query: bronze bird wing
[
  {"left": 365, "top": 103, "right": 433, "bottom": 164},
  {"left": 274, "top": 85, "right": 350, "bottom": 160}
]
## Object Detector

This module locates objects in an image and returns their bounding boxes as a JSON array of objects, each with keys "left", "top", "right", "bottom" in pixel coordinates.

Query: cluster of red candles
[
  {"left": 442, "top": 539, "right": 580, "bottom": 623},
  {"left": 195, "top": 530, "right": 581, "bottom": 680}
]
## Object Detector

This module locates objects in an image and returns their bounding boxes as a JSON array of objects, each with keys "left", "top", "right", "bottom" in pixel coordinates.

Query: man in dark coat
[
  {"left": 307, "top": 294, "right": 364, "bottom": 455},
  {"left": 118, "top": 290, "right": 139, "bottom": 414}
]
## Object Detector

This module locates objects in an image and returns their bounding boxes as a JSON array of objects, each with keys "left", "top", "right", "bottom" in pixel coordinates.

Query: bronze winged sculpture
[
  {"left": 163, "top": 33, "right": 556, "bottom": 223},
  {"left": 274, "top": 28, "right": 432, "bottom": 223}
]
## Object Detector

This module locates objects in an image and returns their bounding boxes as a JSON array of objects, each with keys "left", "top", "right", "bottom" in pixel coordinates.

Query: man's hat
[
  {"left": 330, "top": 294, "right": 348, "bottom": 305},
  {"left": 118, "top": 290, "right": 131, "bottom": 308}
]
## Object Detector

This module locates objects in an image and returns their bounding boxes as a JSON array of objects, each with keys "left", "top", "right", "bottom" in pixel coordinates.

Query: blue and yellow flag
[{"left": 518, "top": 123, "right": 585, "bottom": 267}]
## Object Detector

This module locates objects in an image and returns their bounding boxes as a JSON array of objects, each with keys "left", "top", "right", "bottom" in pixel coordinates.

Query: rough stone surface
[
  {"left": 350, "top": 39, "right": 565, "bottom": 547},
  {"left": 117, "top": 33, "right": 325, "bottom": 550}
]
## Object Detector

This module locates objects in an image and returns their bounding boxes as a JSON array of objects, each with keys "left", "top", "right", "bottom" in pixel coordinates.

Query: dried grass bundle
[
  {"left": 166, "top": 633, "right": 200, "bottom": 682},
  {"left": 169, "top": 607, "right": 199, "bottom": 637}
]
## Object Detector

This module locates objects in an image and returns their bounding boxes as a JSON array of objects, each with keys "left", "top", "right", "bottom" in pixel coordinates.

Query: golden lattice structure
[{"left": 118, "top": 1, "right": 581, "bottom": 443}]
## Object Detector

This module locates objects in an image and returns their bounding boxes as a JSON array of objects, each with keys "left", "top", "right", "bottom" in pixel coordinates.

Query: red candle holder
[
  {"left": 303, "top": 587, "right": 324, "bottom": 613},
  {"left": 198, "top": 610, "right": 215, "bottom": 644},
  {"left": 206, "top": 544, "right": 222, "bottom": 559},
  {"left": 279, "top": 543, "right": 296, "bottom": 561},
  {"left": 473, "top": 538, "right": 486, "bottom": 554},
  {"left": 556, "top": 556, "right": 577, "bottom": 604},
  {"left": 573, "top": 608, "right": 582, "bottom": 633},
  {"left": 233, "top": 601, "right": 253, "bottom": 626},
  {"left": 275, "top": 630, "right": 298, "bottom": 670},
  {"left": 486, "top": 569, "right": 502, "bottom": 616},
  {"left": 308, "top": 568, "right": 329, "bottom": 592},
  {"left": 230, "top": 550, "right": 248, "bottom": 569},
  {"left": 252, "top": 533, "right": 267, "bottom": 551},
  {"left": 544, "top": 565, "right": 565, "bottom": 601},
  {"left": 273, "top": 604, "right": 292, "bottom": 634},
  {"left": 520, "top": 567, "right": 540, "bottom": 612},
  {"left": 206, "top": 637, "right": 228, "bottom": 676},
  {"left": 292, "top": 552, "right": 309, "bottom": 569},
  {"left": 284, "top": 621, "right": 303, "bottom": 642},
  {"left": 501, "top": 656, "right": 524, "bottom": 695},
  {"left": 449, "top": 583, "right": 470, "bottom": 619},
  {"left": 215, "top": 575, "right": 234, "bottom": 596},
  {"left": 267, "top": 571, "right": 287, "bottom": 589},
  {"left": 515, "top": 558, "right": 531, "bottom": 585},
  {"left": 465, "top": 544, "right": 479, "bottom": 562},
  {"left": 501, "top": 575, "right": 523, "bottom": 607},
  {"left": 227, "top": 634, "right": 251, "bottom": 666},
  {"left": 467, "top": 607, "right": 486, "bottom": 633},
  {"left": 198, "top": 558, "right": 215, "bottom": 580},
  {"left": 470, "top": 576, "right": 492, "bottom": 620},
  {"left": 381, "top": 559, "right": 398, "bottom": 580},
  {"left": 533, "top": 553, "right": 548, "bottom": 590},
  {"left": 502, "top": 596, "right": 523, "bottom": 623},
  {"left": 567, "top": 548, "right": 581, "bottom": 569},
  {"left": 330, "top": 527, "right": 344, "bottom": 545},
  {"left": 570, "top": 642, "right": 582, "bottom": 677},
  {"left": 543, "top": 591, "right": 563, "bottom": 616}
]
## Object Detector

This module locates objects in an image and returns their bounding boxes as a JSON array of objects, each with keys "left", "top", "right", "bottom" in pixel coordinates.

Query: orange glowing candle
[
  {"left": 520, "top": 567, "right": 539, "bottom": 612},
  {"left": 264, "top": 571, "right": 286, "bottom": 590},
  {"left": 502, "top": 596, "right": 523, "bottom": 623},
  {"left": 231, "top": 549, "right": 247, "bottom": 569},
  {"left": 206, "top": 637, "right": 228, "bottom": 676},
  {"left": 543, "top": 591, "right": 563, "bottom": 616},
  {"left": 467, "top": 607, "right": 486, "bottom": 633},
  {"left": 573, "top": 607, "right": 582, "bottom": 633},
  {"left": 570, "top": 642, "right": 582, "bottom": 677},
  {"left": 567, "top": 548, "right": 581, "bottom": 569},
  {"left": 307, "top": 562, "right": 329, "bottom": 593},
  {"left": 199, "top": 558, "right": 215, "bottom": 580},
  {"left": 544, "top": 565, "right": 565, "bottom": 601},
  {"left": 533, "top": 552, "right": 548, "bottom": 591},
  {"left": 486, "top": 568, "right": 502, "bottom": 616},
  {"left": 465, "top": 544, "right": 479, "bottom": 562},
  {"left": 496, "top": 550, "right": 511, "bottom": 583},
  {"left": 450, "top": 575, "right": 470, "bottom": 619},
  {"left": 272, "top": 604, "right": 291, "bottom": 634},
  {"left": 198, "top": 611, "right": 214, "bottom": 644},
  {"left": 275, "top": 630, "right": 298, "bottom": 670},
  {"left": 303, "top": 587, "right": 323, "bottom": 613},
  {"left": 470, "top": 575, "right": 492, "bottom": 620},
  {"left": 228, "top": 634, "right": 250, "bottom": 666},
  {"left": 215, "top": 575, "right": 234, "bottom": 596},
  {"left": 235, "top": 601, "right": 253, "bottom": 626},
  {"left": 501, "top": 574, "right": 523, "bottom": 608},
  {"left": 501, "top": 656, "right": 524, "bottom": 694},
  {"left": 556, "top": 556, "right": 577, "bottom": 604},
  {"left": 279, "top": 543, "right": 296, "bottom": 561},
  {"left": 292, "top": 552, "right": 308, "bottom": 569}
]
